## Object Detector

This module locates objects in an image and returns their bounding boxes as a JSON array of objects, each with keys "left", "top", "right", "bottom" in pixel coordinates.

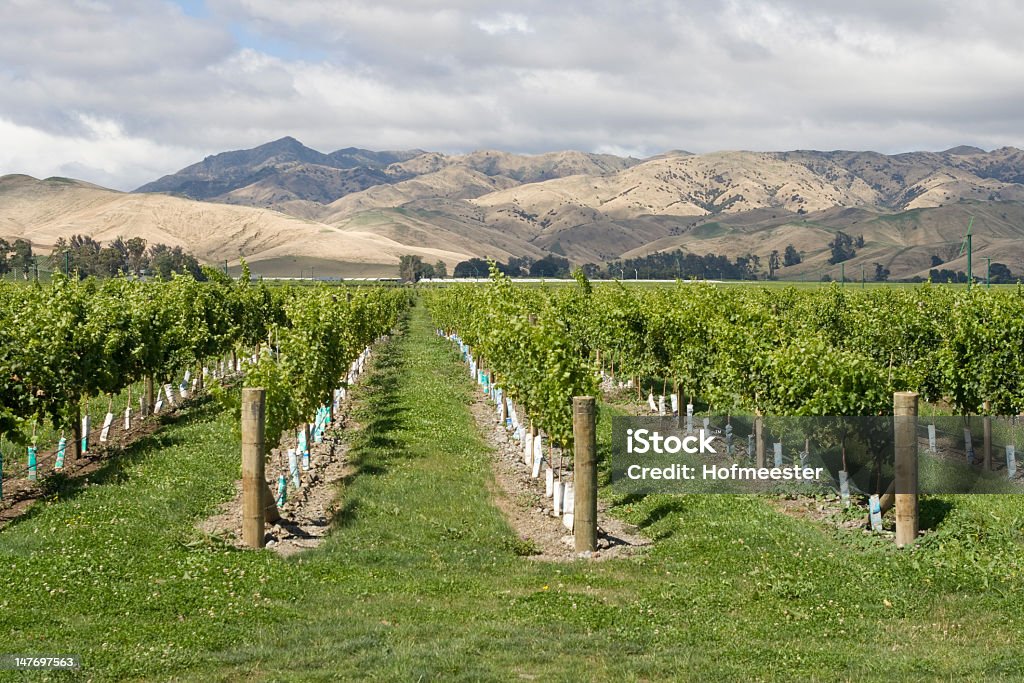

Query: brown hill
[
  {"left": 10, "top": 141, "right": 1024, "bottom": 279},
  {"left": 0, "top": 175, "right": 468, "bottom": 276}
]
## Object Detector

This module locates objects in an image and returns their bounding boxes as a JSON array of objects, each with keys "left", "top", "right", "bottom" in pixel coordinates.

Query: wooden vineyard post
[
  {"left": 894, "top": 391, "right": 919, "bottom": 548},
  {"left": 573, "top": 396, "right": 598, "bottom": 553},
  {"left": 242, "top": 387, "right": 267, "bottom": 548},
  {"left": 499, "top": 393, "right": 508, "bottom": 426},
  {"left": 754, "top": 410, "right": 765, "bottom": 469},
  {"left": 983, "top": 400, "right": 993, "bottom": 471}
]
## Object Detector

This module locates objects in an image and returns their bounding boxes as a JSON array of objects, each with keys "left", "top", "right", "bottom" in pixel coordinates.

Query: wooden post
[
  {"left": 242, "top": 387, "right": 267, "bottom": 549},
  {"left": 195, "top": 361, "right": 204, "bottom": 392},
  {"left": 754, "top": 410, "right": 765, "bottom": 468},
  {"left": 894, "top": 391, "right": 919, "bottom": 548},
  {"left": 983, "top": 400, "right": 993, "bottom": 471},
  {"left": 499, "top": 393, "right": 508, "bottom": 426},
  {"left": 573, "top": 396, "right": 598, "bottom": 553}
]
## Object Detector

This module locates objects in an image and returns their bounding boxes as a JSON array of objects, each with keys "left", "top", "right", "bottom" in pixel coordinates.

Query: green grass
[
  {"left": 691, "top": 222, "right": 728, "bottom": 238},
  {"left": 1, "top": 306, "right": 1023, "bottom": 681}
]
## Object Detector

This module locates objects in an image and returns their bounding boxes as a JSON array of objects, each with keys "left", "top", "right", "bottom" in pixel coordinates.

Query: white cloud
[
  {"left": 475, "top": 13, "right": 531, "bottom": 35},
  {"left": 0, "top": 116, "right": 201, "bottom": 190},
  {"left": 2, "top": 0, "right": 1024, "bottom": 188}
]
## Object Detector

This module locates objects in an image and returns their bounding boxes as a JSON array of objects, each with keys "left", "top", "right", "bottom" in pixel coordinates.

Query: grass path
[{"left": 1, "top": 304, "right": 1022, "bottom": 681}]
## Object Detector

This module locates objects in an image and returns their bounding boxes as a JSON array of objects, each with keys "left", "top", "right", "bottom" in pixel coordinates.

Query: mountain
[
  {"left": 8, "top": 140, "right": 1024, "bottom": 279},
  {"left": 135, "top": 137, "right": 424, "bottom": 205},
  {"left": 136, "top": 139, "right": 642, "bottom": 214},
  {"left": 0, "top": 174, "right": 468, "bottom": 277},
  {"left": 461, "top": 148, "right": 1024, "bottom": 268}
]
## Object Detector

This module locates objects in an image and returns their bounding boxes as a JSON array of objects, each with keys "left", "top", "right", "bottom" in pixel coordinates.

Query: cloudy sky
[{"left": 2, "top": 0, "right": 1024, "bottom": 189}]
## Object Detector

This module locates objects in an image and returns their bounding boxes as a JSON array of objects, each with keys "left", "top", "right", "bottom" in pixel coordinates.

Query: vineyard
[
  {"left": 0, "top": 271, "right": 1022, "bottom": 680},
  {"left": 427, "top": 265, "right": 1024, "bottom": 422},
  {"left": 0, "top": 272, "right": 408, "bottom": 517}
]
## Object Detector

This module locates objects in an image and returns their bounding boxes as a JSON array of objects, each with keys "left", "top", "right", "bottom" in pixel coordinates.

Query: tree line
[
  {"left": 420, "top": 247, "right": 806, "bottom": 282},
  {"left": 48, "top": 235, "right": 206, "bottom": 280}
]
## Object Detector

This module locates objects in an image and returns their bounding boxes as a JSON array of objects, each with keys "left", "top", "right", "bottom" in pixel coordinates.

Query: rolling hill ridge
[{"left": 4, "top": 139, "right": 1024, "bottom": 278}]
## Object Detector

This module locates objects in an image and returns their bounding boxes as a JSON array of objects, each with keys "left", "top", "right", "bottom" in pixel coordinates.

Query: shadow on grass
[
  {"left": 329, "top": 317, "right": 418, "bottom": 530},
  {"left": 919, "top": 498, "right": 955, "bottom": 531},
  {"left": 630, "top": 497, "right": 688, "bottom": 541}
]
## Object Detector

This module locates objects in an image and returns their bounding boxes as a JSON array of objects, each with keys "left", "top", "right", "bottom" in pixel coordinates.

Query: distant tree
[
  {"left": 929, "top": 268, "right": 968, "bottom": 284},
  {"left": 988, "top": 263, "right": 1015, "bottom": 284},
  {"left": 873, "top": 262, "right": 890, "bottom": 282},
  {"left": 930, "top": 254, "right": 944, "bottom": 268},
  {"left": 505, "top": 256, "right": 534, "bottom": 276},
  {"left": 599, "top": 248, "right": 769, "bottom": 281},
  {"left": 737, "top": 253, "right": 760, "bottom": 278},
  {"left": 783, "top": 244, "right": 802, "bottom": 267},
  {"left": 398, "top": 254, "right": 426, "bottom": 282},
  {"left": 12, "top": 239, "right": 33, "bottom": 279},
  {"left": 529, "top": 255, "right": 571, "bottom": 278},
  {"left": 0, "top": 238, "right": 10, "bottom": 276},
  {"left": 581, "top": 262, "right": 602, "bottom": 278},
  {"left": 432, "top": 260, "right": 448, "bottom": 279},
  {"left": 101, "top": 236, "right": 132, "bottom": 276},
  {"left": 144, "top": 244, "right": 201, "bottom": 280},
  {"left": 125, "top": 237, "right": 148, "bottom": 276},
  {"left": 49, "top": 237, "right": 69, "bottom": 274},
  {"left": 453, "top": 258, "right": 490, "bottom": 278},
  {"left": 48, "top": 234, "right": 103, "bottom": 278},
  {"left": 768, "top": 250, "right": 781, "bottom": 279},
  {"left": 148, "top": 244, "right": 175, "bottom": 280},
  {"left": 419, "top": 262, "right": 436, "bottom": 280},
  {"left": 95, "top": 247, "right": 124, "bottom": 277},
  {"left": 828, "top": 231, "right": 856, "bottom": 264},
  {"left": 854, "top": 234, "right": 865, "bottom": 249}
]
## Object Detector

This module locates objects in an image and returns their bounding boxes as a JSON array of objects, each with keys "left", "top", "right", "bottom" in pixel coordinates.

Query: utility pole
[
  {"left": 64, "top": 250, "right": 70, "bottom": 276},
  {"left": 986, "top": 257, "right": 991, "bottom": 289},
  {"left": 841, "top": 262, "right": 845, "bottom": 286},
  {"left": 861, "top": 264, "right": 865, "bottom": 288}
]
